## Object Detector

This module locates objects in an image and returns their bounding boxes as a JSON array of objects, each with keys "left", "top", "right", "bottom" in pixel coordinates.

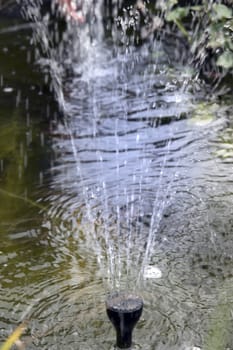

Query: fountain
[
  {"left": 1, "top": 1, "right": 233, "bottom": 349},
  {"left": 16, "top": 2, "right": 148, "bottom": 347},
  {"left": 16, "top": 1, "right": 195, "bottom": 348}
]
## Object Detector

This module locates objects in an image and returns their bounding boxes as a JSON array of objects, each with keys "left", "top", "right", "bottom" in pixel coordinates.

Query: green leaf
[
  {"left": 224, "top": 19, "right": 233, "bottom": 32},
  {"left": 157, "top": 0, "right": 178, "bottom": 11},
  {"left": 207, "top": 33, "right": 227, "bottom": 49},
  {"left": 165, "top": 7, "right": 189, "bottom": 22},
  {"left": 212, "top": 4, "right": 232, "bottom": 21},
  {"left": 216, "top": 50, "right": 233, "bottom": 69},
  {"left": 189, "top": 102, "right": 219, "bottom": 127},
  {"left": 167, "top": 0, "right": 178, "bottom": 8},
  {"left": 208, "top": 21, "right": 226, "bottom": 35},
  {"left": 190, "top": 5, "right": 203, "bottom": 12},
  {"left": 206, "top": 21, "right": 233, "bottom": 49},
  {"left": 174, "top": 19, "right": 190, "bottom": 39}
]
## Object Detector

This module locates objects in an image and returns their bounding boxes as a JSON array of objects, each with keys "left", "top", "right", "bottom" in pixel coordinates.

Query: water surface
[{"left": 0, "top": 13, "right": 233, "bottom": 350}]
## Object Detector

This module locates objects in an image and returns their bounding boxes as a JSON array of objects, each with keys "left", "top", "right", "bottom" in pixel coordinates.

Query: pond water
[{"left": 0, "top": 4, "right": 233, "bottom": 350}]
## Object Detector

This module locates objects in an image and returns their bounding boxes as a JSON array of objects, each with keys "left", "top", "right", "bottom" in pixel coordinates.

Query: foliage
[
  {"left": 119, "top": 0, "right": 233, "bottom": 80},
  {"left": 160, "top": 1, "right": 233, "bottom": 76},
  {"left": 189, "top": 102, "right": 218, "bottom": 126}
]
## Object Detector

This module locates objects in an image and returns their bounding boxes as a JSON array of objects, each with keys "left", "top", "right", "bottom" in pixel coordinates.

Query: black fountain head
[{"left": 106, "top": 291, "right": 143, "bottom": 349}]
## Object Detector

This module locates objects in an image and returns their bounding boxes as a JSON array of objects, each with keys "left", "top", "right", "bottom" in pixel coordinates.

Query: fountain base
[{"left": 106, "top": 291, "right": 143, "bottom": 349}]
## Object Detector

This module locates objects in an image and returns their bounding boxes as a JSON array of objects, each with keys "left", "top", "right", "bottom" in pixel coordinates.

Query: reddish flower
[{"left": 57, "top": 0, "right": 84, "bottom": 23}]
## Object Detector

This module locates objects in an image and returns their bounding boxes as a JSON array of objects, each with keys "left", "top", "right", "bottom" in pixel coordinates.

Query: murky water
[{"left": 0, "top": 4, "right": 233, "bottom": 350}]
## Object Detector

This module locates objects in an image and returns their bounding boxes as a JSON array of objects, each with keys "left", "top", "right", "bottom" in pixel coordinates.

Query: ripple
[{"left": 1, "top": 26, "right": 233, "bottom": 350}]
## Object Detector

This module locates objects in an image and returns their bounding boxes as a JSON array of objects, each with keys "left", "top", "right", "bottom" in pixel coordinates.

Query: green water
[{"left": 0, "top": 18, "right": 55, "bottom": 315}]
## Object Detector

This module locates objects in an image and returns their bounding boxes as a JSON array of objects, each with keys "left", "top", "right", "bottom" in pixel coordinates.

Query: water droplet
[
  {"left": 16, "top": 90, "right": 21, "bottom": 107},
  {"left": 27, "top": 50, "right": 31, "bottom": 63},
  {"left": 3, "top": 87, "right": 13, "bottom": 93},
  {"left": 144, "top": 266, "right": 162, "bottom": 279},
  {"left": 25, "top": 98, "right": 29, "bottom": 110},
  {"left": 40, "top": 132, "right": 45, "bottom": 147},
  {"left": 18, "top": 165, "right": 22, "bottom": 179},
  {"left": 23, "top": 152, "right": 28, "bottom": 168},
  {"left": 39, "top": 171, "right": 43, "bottom": 185}
]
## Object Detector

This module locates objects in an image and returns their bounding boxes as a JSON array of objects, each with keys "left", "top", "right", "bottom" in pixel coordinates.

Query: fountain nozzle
[{"left": 106, "top": 292, "right": 143, "bottom": 349}]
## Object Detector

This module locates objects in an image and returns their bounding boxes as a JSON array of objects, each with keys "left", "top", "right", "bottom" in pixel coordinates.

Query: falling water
[{"left": 18, "top": 0, "right": 200, "bottom": 292}]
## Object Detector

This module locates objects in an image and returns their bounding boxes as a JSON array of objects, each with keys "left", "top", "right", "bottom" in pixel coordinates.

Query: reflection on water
[{"left": 0, "top": 9, "right": 233, "bottom": 350}]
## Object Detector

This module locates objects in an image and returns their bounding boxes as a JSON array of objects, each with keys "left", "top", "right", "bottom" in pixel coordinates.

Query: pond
[{"left": 0, "top": 3, "right": 233, "bottom": 350}]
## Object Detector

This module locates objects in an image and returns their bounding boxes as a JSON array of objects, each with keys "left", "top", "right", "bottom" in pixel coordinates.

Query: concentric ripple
[{"left": 1, "top": 16, "right": 233, "bottom": 350}]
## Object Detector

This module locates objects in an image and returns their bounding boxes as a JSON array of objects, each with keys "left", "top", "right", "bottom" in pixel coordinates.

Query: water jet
[{"left": 106, "top": 291, "right": 143, "bottom": 349}]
